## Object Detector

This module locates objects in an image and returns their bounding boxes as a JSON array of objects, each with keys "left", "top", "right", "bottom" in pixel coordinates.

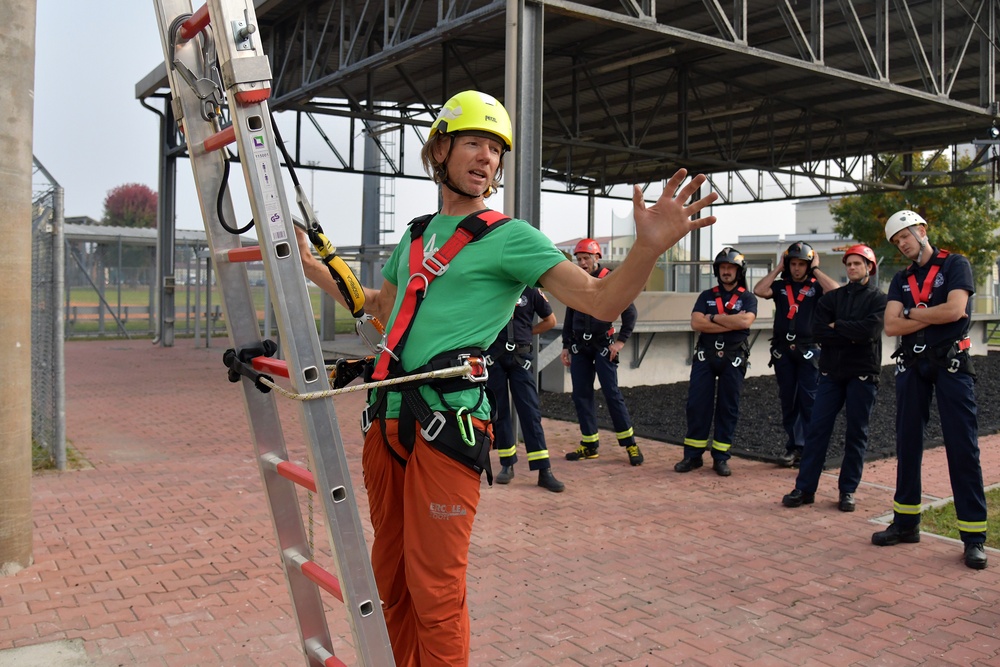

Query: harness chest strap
[
  {"left": 906, "top": 249, "right": 949, "bottom": 307},
  {"left": 783, "top": 276, "right": 817, "bottom": 320},
  {"left": 713, "top": 285, "right": 745, "bottom": 314},
  {"left": 371, "top": 209, "right": 510, "bottom": 381}
]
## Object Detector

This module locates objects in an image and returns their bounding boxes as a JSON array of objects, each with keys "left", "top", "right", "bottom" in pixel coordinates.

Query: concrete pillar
[{"left": 0, "top": 0, "right": 37, "bottom": 575}]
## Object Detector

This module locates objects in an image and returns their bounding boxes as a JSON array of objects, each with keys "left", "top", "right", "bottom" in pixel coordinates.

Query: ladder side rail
[
  {"left": 205, "top": 1, "right": 395, "bottom": 664},
  {"left": 151, "top": 3, "right": 339, "bottom": 666}
]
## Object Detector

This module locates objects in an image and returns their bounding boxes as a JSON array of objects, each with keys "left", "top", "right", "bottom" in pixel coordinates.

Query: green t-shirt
[{"left": 375, "top": 212, "right": 566, "bottom": 419}]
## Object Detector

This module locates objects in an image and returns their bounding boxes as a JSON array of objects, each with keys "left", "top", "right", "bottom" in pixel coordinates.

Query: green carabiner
[{"left": 455, "top": 407, "right": 476, "bottom": 447}]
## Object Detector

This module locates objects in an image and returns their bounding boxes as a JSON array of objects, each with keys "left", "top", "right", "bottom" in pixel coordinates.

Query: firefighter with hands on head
[
  {"left": 873, "top": 210, "right": 988, "bottom": 570},
  {"left": 295, "top": 89, "right": 720, "bottom": 665},
  {"left": 561, "top": 239, "right": 643, "bottom": 467},
  {"left": 753, "top": 241, "right": 840, "bottom": 467},
  {"left": 675, "top": 247, "right": 758, "bottom": 477},
  {"left": 487, "top": 286, "right": 565, "bottom": 492},
  {"left": 782, "top": 245, "right": 885, "bottom": 512}
]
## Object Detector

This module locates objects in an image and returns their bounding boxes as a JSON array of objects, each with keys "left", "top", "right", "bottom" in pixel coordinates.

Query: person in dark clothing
[
  {"left": 782, "top": 245, "right": 885, "bottom": 512},
  {"left": 676, "top": 247, "right": 757, "bottom": 477},
  {"left": 754, "top": 241, "right": 840, "bottom": 467},
  {"left": 562, "top": 238, "right": 643, "bottom": 466},
  {"left": 872, "top": 210, "right": 988, "bottom": 570},
  {"left": 487, "top": 286, "right": 564, "bottom": 492}
]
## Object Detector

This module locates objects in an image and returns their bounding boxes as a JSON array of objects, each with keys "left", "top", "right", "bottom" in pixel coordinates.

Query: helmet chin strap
[{"left": 908, "top": 226, "right": 929, "bottom": 263}]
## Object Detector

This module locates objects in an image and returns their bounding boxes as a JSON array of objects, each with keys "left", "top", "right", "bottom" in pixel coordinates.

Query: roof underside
[{"left": 144, "top": 0, "right": 1000, "bottom": 201}]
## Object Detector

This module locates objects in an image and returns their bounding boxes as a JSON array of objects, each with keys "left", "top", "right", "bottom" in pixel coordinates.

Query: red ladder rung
[
  {"left": 300, "top": 559, "right": 345, "bottom": 603},
  {"left": 179, "top": 5, "right": 211, "bottom": 41},
  {"left": 227, "top": 246, "right": 263, "bottom": 262},
  {"left": 252, "top": 356, "right": 289, "bottom": 378},
  {"left": 275, "top": 460, "right": 317, "bottom": 493},
  {"left": 203, "top": 125, "right": 236, "bottom": 153}
]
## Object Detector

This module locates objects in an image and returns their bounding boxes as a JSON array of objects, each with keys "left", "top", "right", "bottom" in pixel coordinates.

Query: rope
[{"left": 258, "top": 361, "right": 483, "bottom": 401}]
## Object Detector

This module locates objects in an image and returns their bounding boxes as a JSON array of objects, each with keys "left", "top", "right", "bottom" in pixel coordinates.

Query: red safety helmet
[
  {"left": 842, "top": 244, "right": 877, "bottom": 275},
  {"left": 573, "top": 238, "right": 602, "bottom": 258}
]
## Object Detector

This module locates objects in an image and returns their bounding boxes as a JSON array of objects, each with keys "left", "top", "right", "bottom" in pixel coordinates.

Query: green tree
[
  {"left": 102, "top": 183, "right": 157, "bottom": 228},
  {"left": 830, "top": 153, "right": 1000, "bottom": 284}
]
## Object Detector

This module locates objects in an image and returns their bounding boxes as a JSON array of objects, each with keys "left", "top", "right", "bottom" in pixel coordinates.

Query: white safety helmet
[{"left": 884, "top": 210, "right": 927, "bottom": 242}]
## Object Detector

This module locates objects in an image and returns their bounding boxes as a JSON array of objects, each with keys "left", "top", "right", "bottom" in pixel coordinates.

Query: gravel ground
[{"left": 539, "top": 350, "right": 1000, "bottom": 467}]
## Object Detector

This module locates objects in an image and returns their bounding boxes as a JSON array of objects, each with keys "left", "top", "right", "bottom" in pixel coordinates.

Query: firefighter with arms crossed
[
  {"left": 781, "top": 245, "right": 885, "bottom": 512},
  {"left": 873, "top": 210, "right": 988, "bottom": 570},
  {"left": 675, "top": 248, "right": 757, "bottom": 477},
  {"left": 754, "top": 241, "right": 839, "bottom": 466},
  {"left": 561, "top": 238, "right": 643, "bottom": 467},
  {"left": 296, "top": 90, "right": 720, "bottom": 664}
]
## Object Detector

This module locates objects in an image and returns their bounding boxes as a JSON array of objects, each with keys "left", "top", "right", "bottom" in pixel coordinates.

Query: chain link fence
[{"left": 31, "top": 159, "right": 66, "bottom": 469}]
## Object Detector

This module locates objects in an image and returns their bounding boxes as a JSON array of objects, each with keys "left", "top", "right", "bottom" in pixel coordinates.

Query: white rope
[{"left": 258, "top": 361, "right": 483, "bottom": 401}]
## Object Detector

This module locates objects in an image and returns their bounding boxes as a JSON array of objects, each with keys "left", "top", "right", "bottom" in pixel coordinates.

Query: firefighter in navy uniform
[
  {"left": 754, "top": 241, "right": 840, "bottom": 467},
  {"left": 873, "top": 210, "right": 988, "bottom": 570},
  {"left": 561, "top": 238, "right": 643, "bottom": 466},
  {"left": 676, "top": 247, "right": 758, "bottom": 476},
  {"left": 487, "top": 286, "right": 565, "bottom": 492}
]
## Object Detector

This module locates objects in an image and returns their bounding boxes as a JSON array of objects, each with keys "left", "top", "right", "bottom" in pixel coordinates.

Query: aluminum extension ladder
[{"left": 150, "top": 1, "right": 395, "bottom": 665}]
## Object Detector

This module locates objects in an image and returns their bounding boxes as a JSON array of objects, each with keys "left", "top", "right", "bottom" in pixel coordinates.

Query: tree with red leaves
[{"left": 102, "top": 183, "right": 157, "bottom": 228}]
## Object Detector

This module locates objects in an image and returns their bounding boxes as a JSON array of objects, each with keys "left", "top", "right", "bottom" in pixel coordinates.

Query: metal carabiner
[{"left": 455, "top": 408, "right": 476, "bottom": 447}]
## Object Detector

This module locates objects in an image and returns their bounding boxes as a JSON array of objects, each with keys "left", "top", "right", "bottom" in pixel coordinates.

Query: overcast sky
[{"left": 31, "top": 0, "right": 794, "bottom": 251}]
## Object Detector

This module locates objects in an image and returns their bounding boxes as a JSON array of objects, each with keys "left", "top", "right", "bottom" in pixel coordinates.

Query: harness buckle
[
  {"left": 912, "top": 344, "right": 927, "bottom": 355},
  {"left": 714, "top": 339, "right": 726, "bottom": 351},
  {"left": 571, "top": 343, "right": 579, "bottom": 354},
  {"left": 420, "top": 411, "right": 447, "bottom": 441},
  {"left": 771, "top": 348, "right": 783, "bottom": 360},
  {"left": 505, "top": 341, "right": 516, "bottom": 352},
  {"left": 802, "top": 349, "right": 815, "bottom": 360},
  {"left": 360, "top": 406, "right": 373, "bottom": 434},
  {"left": 522, "top": 358, "right": 532, "bottom": 371},
  {"left": 582, "top": 332, "right": 593, "bottom": 341},
  {"left": 731, "top": 355, "right": 743, "bottom": 368},
  {"left": 458, "top": 353, "right": 489, "bottom": 383},
  {"left": 696, "top": 349, "right": 706, "bottom": 362},
  {"left": 421, "top": 255, "right": 448, "bottom": 276},
  {"left": 948, "top": 357, "right": 961, "bottom": 373},
  {"left": 483, "top": 354, "right": 494, "bottom": 367},
  {"left": 785, "top": 333, "right": 796, "bottom": 342}
]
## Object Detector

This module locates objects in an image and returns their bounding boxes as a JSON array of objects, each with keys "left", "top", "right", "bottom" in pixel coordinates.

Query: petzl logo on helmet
[{"left": 485, "top": 114, "right": 498, "bottom": 123}]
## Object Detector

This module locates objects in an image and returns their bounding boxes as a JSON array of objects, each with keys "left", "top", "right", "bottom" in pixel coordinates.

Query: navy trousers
[
  {"left": 569, "top": 344, "right": 635, "bottom": 449},
  {"left": 486, "top": 351, "right": 551, "bottom": 471},
  {"left": 683, "top": 353, "right": 746, "bottom": 461},
  {"left": 771, "top": 347, "right": 820, "bottom": 454},
  {"left": 794, "top": 373, "right": 877, "bottom": 494},
  {"left": 892, "top": 359, "right": 987, "bottom": 544}
]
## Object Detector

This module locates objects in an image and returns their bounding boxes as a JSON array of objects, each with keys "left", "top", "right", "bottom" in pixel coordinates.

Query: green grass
[
  {"left": 32, "top": 441, "right": 87, "bottom": 471},
  {"left": 920, "top": 486, "right": 1000, "bottom": 549},
  {"left": 66, "top": 285, "right": 356, "bottom": 335}
]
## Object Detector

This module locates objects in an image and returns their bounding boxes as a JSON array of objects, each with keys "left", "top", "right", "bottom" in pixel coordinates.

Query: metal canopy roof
[{"left": 141, "top": 0, "right": 1000, "bottom": 203}]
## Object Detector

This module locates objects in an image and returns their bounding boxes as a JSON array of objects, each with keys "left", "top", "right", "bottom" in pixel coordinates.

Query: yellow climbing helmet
[{"left": 429, "top": 90, "right": 513, "bottom": 152}]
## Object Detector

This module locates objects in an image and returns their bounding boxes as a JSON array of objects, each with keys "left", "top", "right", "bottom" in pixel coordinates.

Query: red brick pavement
[{"left": 2, "top": 339, "right": 999, "bottom": 666}]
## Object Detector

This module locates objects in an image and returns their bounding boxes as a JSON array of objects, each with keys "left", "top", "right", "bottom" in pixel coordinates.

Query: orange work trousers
[{"left": 363, "top": 417, "right": 487, "bottom": 667}]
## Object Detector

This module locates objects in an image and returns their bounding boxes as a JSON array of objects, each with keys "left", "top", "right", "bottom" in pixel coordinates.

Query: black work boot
[
  {"left": 537, "top": 468, "right": 565, "bottom": 493},
  {"left": 674, "top": 456, "right": 703, "bottom": 473},
  {"left": 871, "top": 523, "right": 920, "bottom": 546},
  {"left": 838, "top": 492, "right": 856, "bottom": 512},
  {"left": 782, "top": 489, "right": 815, "bottom": 508},
  {"left": 964, "top": 543, "right": 988, "bottom": 570},
  {"left": 495, "top": 465, "right": 515, "bottom": 485},
  {"left": 712, "top": 459, "right": 732, "bottom": 477}
]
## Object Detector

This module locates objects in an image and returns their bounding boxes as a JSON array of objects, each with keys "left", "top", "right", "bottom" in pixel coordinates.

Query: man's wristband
[
  {"left": 709, "top": 314, "right": 716, "bottom": 323},
  {"left": 902, "top": 307, "right": 911, "bottom": 320}
]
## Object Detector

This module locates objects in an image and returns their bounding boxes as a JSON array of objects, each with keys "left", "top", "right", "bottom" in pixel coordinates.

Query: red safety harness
[
  {"left": 906, "top": 249, "right": 949, "bottom": 307},
  {"left": 372, "top": 209, "right": 510, "bottom": 381},
  {"left": 365, "top": 209, "right": 511, "bottom": 483},
  {"left": 784, "top": 276, "right": 817, "bottom": 320},
  {"left": 713, "top": 284, "right": 746, "bottom": 314}
]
